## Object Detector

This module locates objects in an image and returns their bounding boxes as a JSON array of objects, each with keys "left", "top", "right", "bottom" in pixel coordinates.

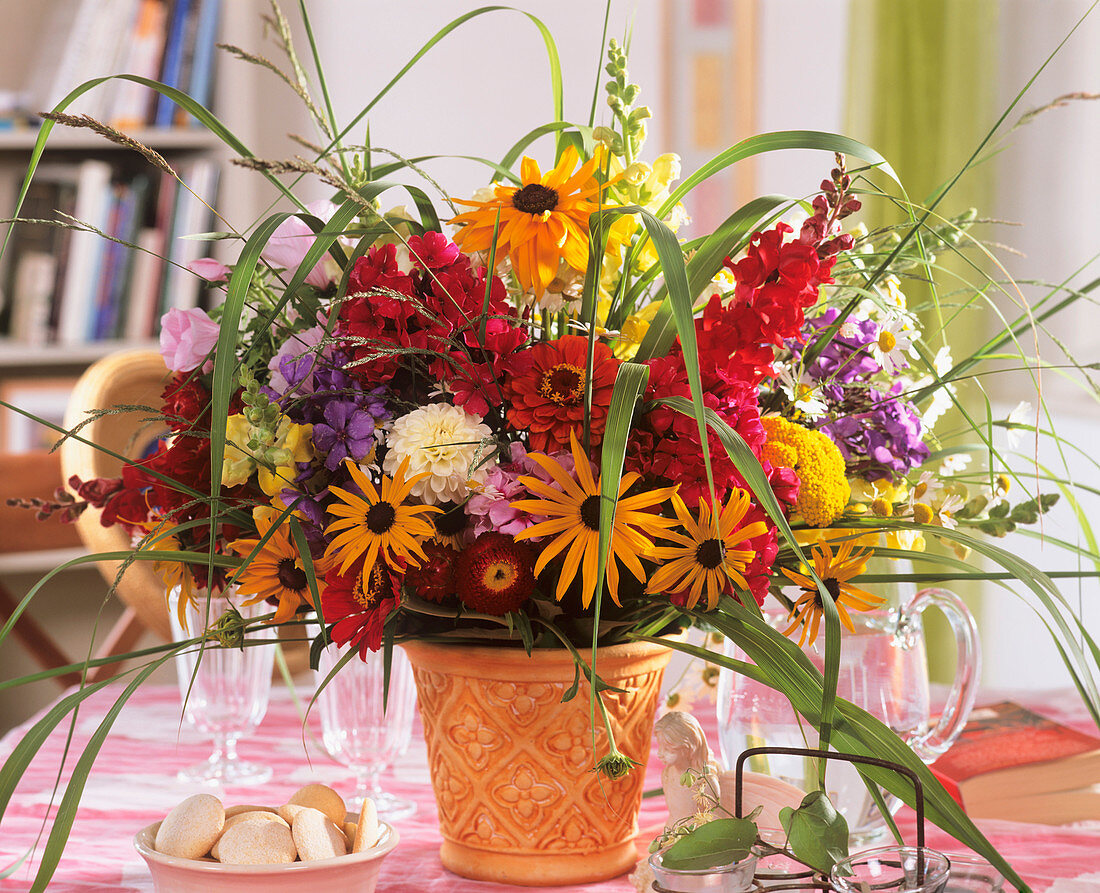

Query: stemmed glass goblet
[
  {"left": 169, "top": 592, "right": 277, "bottom": 786},
  {"left": 314, "top": 638, "right": 417, "bottom": 821}
]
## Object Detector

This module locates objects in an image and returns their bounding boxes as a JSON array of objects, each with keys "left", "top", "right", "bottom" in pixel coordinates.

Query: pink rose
[
  {"left": 261, "top": 200, "right": 342, "bottom": 288},
  {"left": 159, "top": 307, "right": 220, "bottom": 372},
  {"left": 187, "top": 257, "right": 231, "bottom": 282}
]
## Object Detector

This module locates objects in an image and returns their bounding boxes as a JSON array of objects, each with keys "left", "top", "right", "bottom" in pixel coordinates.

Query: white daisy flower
[
  {"left": 931, "top": 491, "right": 967, "bottom": 529},
  {"left": 871, "top": 316, "right": 913, "bottom": 375},
  {"left": 776, "top": 363, "right": 828, "bottom": 420},
  {"left": 939, "top": 453, "right": 971, "bottom": 475}
]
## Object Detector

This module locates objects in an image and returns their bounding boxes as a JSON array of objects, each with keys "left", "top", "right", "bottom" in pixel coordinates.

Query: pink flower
[
  {"left": 261, "top": 200, "right": 342, "bottom": 288},
  {"left": 159, "top": 307, "right": 220, "bottom": 372},
  {"left": 187, "top": 257, "right": 231, "bottom": 282},
  {"left": 466, "top": 443, "right": 581, "bottom": 539}
]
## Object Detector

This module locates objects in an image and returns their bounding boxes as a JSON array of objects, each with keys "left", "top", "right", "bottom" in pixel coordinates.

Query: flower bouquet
[{"left": 2, "top": 3, "right": 1099, "bottom": 891}]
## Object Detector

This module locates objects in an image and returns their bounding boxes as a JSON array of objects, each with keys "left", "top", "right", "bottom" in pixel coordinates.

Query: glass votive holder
[
  {"left": 830, "top": 846, "right": 951, "bottom": 893},
  {"left": 648, "top": 846, "right": 759, "bottom": 892},
  {"left": 940, "top": 853, "right": 1005, "bottom": 893}
]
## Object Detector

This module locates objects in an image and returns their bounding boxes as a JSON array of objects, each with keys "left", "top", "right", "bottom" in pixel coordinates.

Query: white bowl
[{"left": 134, "top": 815, "right": 398, "bottom": 893}]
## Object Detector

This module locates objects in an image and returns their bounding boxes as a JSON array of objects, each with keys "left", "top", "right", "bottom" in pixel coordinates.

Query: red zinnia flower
[
  {"left": 454, "top": 532, "right": 536, "bottom": 615},
  {"left": 502, "top": 334, "right": 620, "bottom": 452},
  {"left": 321, "top": 555, "right": 403, "bottom": 659}
]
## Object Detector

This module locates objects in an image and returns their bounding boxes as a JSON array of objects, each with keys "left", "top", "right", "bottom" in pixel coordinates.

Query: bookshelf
[{"left": 0, "top": 1, "right": 230, "bottom": 447}]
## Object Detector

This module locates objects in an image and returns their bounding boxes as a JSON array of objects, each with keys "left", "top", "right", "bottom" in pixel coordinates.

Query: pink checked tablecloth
[{"left": 1, "top": 684, "right": 1098, "bottom": 892}]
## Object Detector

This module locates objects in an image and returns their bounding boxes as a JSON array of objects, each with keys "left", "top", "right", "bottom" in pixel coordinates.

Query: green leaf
[
  {"left": 779, "top": 791, "right": 849, "bottom": 874},
  {"left": 659, "top": 818, "right": 758, "bottom": 871}
]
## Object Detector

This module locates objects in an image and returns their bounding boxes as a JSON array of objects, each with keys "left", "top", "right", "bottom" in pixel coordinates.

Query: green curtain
[
  {"left": 844, "top": 0, "right": 1000, "bottom": 682},
  {"left": 846, "top": 0, "right": 998, "bottom": 235}
]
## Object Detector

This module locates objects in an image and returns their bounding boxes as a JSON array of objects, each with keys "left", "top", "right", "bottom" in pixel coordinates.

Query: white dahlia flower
[{"left": 383, "top": 403, "right": 495, "bottom": 504}]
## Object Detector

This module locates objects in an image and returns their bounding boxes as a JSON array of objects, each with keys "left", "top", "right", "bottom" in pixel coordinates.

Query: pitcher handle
[{"left": 903, "top": 587, "right": 982, "bottom": 761}]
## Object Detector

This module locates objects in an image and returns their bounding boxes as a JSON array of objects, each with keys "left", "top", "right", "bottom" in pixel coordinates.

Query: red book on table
[{"left": 930, "top": 700, "right": 1100, "bottom": 824}]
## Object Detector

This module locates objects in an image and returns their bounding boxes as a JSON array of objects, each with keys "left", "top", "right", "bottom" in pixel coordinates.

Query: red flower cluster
[
  {"left": 403, "top": 540, "right": 460, "bottom": 603},
  {"left": 337, "top": 234, "right": 526, "bottom": 410},
  {"left": 501, "top": 334, "right": 620, "bottom": 452},
  {"left": 627, "top": 352, "right": 766, "bottom": 506},
  {"left": 161, "top": 374, "right": 211, "bottom": 433}
]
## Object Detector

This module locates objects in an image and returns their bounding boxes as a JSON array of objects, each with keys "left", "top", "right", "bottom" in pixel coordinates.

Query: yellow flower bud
[
  {"left": 222, "top": 414, "right": 256, "bottom": 488},
  {"left": 871, "top": 497, "right": 894, "bottom": 517}
]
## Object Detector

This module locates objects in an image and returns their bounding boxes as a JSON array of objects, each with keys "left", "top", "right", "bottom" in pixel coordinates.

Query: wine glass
[
  {"left": 314, "top": 638, "right": 417, "bottom": 820},
  {"left": 169, "top": 591, "right": 276, "bottom": 786}
]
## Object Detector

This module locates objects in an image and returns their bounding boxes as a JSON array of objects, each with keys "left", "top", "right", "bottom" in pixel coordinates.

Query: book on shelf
[
  {"left": 55, "top": 159, "right": 113, "bottom": 345},
  {"left": 930, "top": 700, "right": 1100, "bottom": 824},
  {"left": 24, "top": 0, "right": 220, "bottom": 130},
  {"left": 181, "top": 0, "right": 223, "bottom": 126},
  {"left": 153, "top": 0, "right": 196, "bottom": 127},
  {"left": 108, "top": 0, "right": 170, "bottom": 131},
  {"left": 1, "top": 166, "right": 78, "bottom": 344},
  {"left": 158, "top": 157, "right": 219, "bottom": 318}
]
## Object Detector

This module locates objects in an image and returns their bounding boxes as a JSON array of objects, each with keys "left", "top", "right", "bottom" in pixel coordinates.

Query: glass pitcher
[{"left": 716, "top": 588, "right": 981, "bottom": 846}]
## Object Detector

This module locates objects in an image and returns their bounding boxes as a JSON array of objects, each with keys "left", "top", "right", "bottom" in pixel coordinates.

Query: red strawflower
[
  {"left": 403, "top": 540, "right": 460, "bottom": 603},
  {"left": 322, "top": 555, "right": 403, "bottom": 658},
  {"left": 455, "top": 532, "right": 536, "bottom": 615},
  {"left": 502, "top": 334, "right": 620, "bottom": 452}
]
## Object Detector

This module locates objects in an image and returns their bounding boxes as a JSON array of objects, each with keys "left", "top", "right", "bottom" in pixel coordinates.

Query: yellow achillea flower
[
  {"left": 761, "top": 416, "right": 850, "bottom": 527},
  {"left": 450, "top": 145, "right": 615, "bottom": 300},
  {"left": 780, "top": 540, "right": 884, "bottom": 646}
]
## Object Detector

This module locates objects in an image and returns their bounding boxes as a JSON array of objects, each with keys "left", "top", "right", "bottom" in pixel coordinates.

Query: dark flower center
[
  {"left": 512, "top": 183, "right": 559, "bottom": 215},
  {"left": 276, "top": 558, "right": 308, "bottom": 592},
  {"left": 366, "top": 501, "right": 396, "bottom": 533},
  {"left": 538, "top": 363, "right": 585, "bottom": 405},
  {"left": 695, "top": 538, "right": 726, "bottom": 569},
  {"left": 579, "top": 494, "right": 602, "bottom": 531},
  {"left": 823, "top": 577, "right": 842, "bottom": 600},
  {"left": 436, "top": 502, "right": 469, "bottom": 537}
]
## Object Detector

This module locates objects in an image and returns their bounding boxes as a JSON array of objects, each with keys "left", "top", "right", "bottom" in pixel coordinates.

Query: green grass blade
[{"left": 655, "top": 132, "right": 900, "bottom": 221}]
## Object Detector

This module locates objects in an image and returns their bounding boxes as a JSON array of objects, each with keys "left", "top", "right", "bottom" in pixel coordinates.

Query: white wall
[
  {"left": 302, "top": 1, "right": 666, "bottom": 206},
  {"left": 983, "top": 0, "right": 1100, "bottom": 690}
]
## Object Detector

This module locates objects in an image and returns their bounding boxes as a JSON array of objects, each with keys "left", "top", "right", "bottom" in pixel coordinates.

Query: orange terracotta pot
[{"left": 401, "top": 639, "right": 673, "bottom": 887}]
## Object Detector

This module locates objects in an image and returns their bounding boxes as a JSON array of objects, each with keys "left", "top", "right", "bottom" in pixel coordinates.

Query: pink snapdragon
[
  {"left": 262, "top": 199, "right": 342, "bottom": 288},
  {"left": 160, "top": 307, "right": 220, "bottom": 372}
]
